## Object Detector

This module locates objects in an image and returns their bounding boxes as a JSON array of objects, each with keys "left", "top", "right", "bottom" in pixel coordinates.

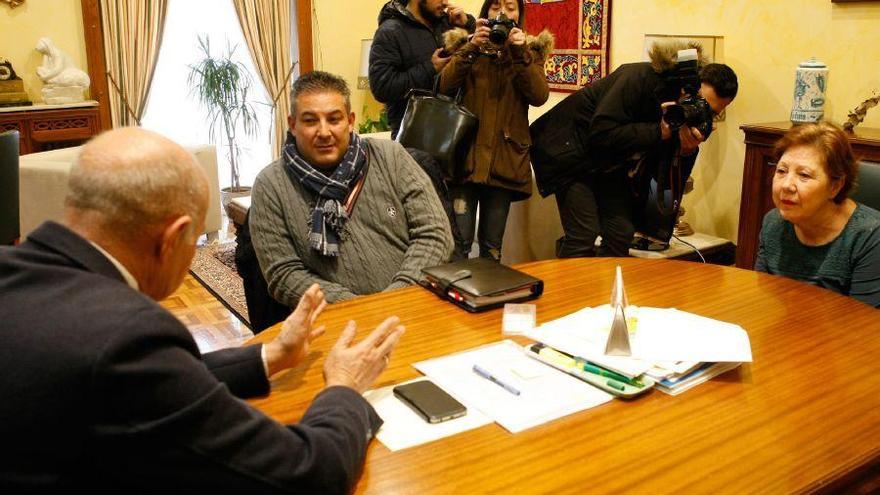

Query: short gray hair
[
  {"left": 289, "top": 70, "right": 351, "bottom": 116},
  {"left": 65, "top": 128, "right": 208, "bottom": 236}
]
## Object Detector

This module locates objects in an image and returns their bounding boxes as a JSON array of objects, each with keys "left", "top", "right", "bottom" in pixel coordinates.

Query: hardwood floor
[
  {"left": 158, "top": 215, "right": 255, "bottom": 352},
  {"left": 160, "top": 273, "right": 254, "bottom": 353}
]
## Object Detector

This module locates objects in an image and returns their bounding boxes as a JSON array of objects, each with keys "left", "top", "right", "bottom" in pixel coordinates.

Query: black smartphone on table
[{"left": 393, "top": 380, "right": 467, "bottom": 424}]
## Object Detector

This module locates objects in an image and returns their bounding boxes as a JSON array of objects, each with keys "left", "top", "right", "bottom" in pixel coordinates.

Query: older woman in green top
[{"left": 755, "top": 121, "right": 880, "bottom": 308}]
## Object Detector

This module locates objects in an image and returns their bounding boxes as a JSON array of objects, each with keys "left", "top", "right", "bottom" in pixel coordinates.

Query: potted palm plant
[{"left": 187, "top": 35, "right": 258, "bottom": 209}]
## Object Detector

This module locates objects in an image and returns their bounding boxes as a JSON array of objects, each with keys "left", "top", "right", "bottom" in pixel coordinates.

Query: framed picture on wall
[{"left": 524, "top": 0, "right": 612, "bottom": 93}]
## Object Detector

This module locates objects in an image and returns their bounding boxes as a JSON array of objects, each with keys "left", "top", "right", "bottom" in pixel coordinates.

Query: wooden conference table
[{"left": 247, "top": 258, "right": 880, "bottom": 494}]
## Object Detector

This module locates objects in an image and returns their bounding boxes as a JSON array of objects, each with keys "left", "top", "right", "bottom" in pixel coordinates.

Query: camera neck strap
[{"left": 653, "top": 137, "right": 685, "bottom": 216}]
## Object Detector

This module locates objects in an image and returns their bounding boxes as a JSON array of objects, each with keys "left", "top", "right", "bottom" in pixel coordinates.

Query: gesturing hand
[
  {"left": 323, "top": 317, "right": 405, "bottom": 394},
  {"left": 264, "top": 284, "right": 327, "bottom": 377}
]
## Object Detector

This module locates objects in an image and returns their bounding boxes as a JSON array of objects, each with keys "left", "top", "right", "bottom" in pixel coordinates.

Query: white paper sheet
[
  {"left": 364, "top": 379, "right": 492, "bottom": 452},
  {"left": 526, "top": 306, "right": 753, "bottom": 367},
  {"left": 414, "top": 340, "right": 613, "bottom": 433},
  {"left": 632, "top": 308, "right": 753, "bottom": 362}
]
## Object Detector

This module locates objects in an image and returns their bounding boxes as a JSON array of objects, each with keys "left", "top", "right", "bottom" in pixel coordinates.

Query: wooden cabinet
[
  {"left": 0, "top": 103, "right": 101, "bottom": 155},
  {"left": 737, "top": 122, "right": 880, "bottom": 269}
]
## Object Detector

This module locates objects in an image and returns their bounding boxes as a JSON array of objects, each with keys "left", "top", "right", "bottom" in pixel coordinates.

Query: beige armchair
[{"left": 18, "top": 144, "right": 222, "bottom": 238}]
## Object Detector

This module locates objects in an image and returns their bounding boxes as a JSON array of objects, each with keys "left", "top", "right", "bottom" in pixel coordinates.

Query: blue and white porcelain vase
[{"left": 790, "top": 58, "right": 828, "bottom": 124}]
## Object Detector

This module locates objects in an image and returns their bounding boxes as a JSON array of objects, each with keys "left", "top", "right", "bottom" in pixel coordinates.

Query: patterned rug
[{"left": 189, "top": 242, "right": 250, "bottom": 327}]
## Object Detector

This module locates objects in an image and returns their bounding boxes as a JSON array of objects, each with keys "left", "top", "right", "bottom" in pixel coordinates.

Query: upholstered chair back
[
  {"left": 852, "top": 161, "right": 880, "bottom": 211},
  {"left": 0, "top": 130, "right": 20, "bottom": 245}
]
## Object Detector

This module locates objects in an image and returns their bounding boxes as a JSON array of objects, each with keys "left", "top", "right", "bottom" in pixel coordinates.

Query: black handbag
[{"left": 395, "top": 78, "right": 478, "bottom": 180}]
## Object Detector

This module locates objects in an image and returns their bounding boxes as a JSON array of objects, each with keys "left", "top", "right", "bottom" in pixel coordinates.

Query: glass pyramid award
[{"left": 604, "top": 266, "right": 632, "bottom": 356}]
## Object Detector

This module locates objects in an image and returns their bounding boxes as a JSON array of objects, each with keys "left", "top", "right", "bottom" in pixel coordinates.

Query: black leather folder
[{"left": 420, "top": 257, "right": 544, "bottom": 312}]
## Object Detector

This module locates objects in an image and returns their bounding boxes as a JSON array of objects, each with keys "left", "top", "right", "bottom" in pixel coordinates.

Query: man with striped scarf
[{"left": 250, "top": 71, "right": 453, "bottom": 306}]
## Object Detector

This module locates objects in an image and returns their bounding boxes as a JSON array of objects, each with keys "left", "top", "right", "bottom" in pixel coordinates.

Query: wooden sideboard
[
  {"left": 0, "top": 103, "right": 101, "bottom": 155},
  {"left": 736, "top": 121, "right": 880, "bottom": 269}
]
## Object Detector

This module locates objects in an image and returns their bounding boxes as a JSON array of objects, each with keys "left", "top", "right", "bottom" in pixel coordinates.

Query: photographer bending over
[
  {"left": 530, "top": 42, "right": 738, "bottom": 257},
  {"left": 439, "top": 0, "right": 551, "bottom": 261}
]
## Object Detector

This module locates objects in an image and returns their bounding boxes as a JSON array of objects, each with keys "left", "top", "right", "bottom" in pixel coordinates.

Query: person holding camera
[
  {"left": 438, "top": 0, "right": 552, "bottom": 261},
  {"left": 529, "top": 43, "right": 738, "bottom": 258},
  {"left": 370, "top": 0, "right": 476, "bottom": 138}
]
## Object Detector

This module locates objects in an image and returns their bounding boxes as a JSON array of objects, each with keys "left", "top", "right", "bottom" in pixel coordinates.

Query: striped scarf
[{"left": 282, "top": 132, "right": 368, "bottom": 257}]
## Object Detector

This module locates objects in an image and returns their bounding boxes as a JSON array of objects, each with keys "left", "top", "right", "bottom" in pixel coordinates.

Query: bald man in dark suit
[{"left": 0, "top": 128, "right": 404, "bottom": 493}]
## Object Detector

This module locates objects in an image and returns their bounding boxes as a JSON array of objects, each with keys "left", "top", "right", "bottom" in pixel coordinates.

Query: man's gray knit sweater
[{"left": 250, "top": 138, "right": 453, "bottom": 305}]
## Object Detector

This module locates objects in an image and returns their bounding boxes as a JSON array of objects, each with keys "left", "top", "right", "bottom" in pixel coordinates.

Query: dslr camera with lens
[
  {"left": 663, "top": 49, "right": 714, "bottom": 139},
  {"left": 487, "top": 13, "right": 517, "bottom": 45}
]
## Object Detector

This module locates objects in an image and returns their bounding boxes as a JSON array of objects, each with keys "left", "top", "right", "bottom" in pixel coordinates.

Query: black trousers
[
  {"left": 404, "top": 147, "right": 468, "bottom": 261},
  {"left": 554, "top": 169, "right": 635, "bottom": 258},
  {"left": 234, "top": 214, "right": 291, "bottom": 333},
  {"left": 448, "top": 183, "right": 513, "bottom": 261}
]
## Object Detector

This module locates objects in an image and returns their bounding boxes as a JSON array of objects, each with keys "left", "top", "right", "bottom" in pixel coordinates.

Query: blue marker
[{"left": 472, "top": 364, "right": 521, "bottom": 396}]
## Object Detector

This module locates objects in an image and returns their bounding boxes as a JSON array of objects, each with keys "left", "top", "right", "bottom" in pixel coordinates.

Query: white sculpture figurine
[{"left": 35, "top": 37, "right": 90, "bottom": 104}]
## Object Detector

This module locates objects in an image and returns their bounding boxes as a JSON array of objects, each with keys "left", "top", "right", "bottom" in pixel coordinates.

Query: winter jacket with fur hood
[
  {"left": 528, "top": 42, "right": 704, "bottom": 197},
  {"left": 369, "top": 0, "right": 476, "bottom": 137},
  {"left": 438, "top": 28, "right": 553, "bottom": 200}
]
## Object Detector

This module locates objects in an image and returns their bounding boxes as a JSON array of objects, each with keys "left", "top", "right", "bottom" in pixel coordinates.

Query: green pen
[{"left": 583, "top": 362, "right": 642, "bottom": 387}]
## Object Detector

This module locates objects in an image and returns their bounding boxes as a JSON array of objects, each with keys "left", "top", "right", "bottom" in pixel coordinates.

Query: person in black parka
[{"left": 369, "top": 0, "right": 475, "bottom": 138}]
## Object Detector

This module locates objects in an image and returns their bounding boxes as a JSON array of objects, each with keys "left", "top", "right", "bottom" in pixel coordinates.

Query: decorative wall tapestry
[{"left": 524, "top": 0, "right": 611, "bottom": 92}]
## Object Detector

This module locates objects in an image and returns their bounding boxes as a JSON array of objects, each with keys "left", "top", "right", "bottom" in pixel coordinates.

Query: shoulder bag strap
[
  {"left": 344, "top": 140, "right": 371, "bottom": 216},
  {"left": 432, "top": 73, "right": 465, "bottom": 104}
]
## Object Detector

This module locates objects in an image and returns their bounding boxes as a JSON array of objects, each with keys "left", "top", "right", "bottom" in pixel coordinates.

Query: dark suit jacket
[{"left": 0, "top": 222, "right": 382, "bottom": 494}]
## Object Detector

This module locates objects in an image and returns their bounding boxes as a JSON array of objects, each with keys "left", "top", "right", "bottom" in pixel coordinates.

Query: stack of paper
[
  {"left": 647, "top": 362, "right": 742, "bottom": 396},
  {"left": 630, "top": 307, "right": 753, "bottom": 363},
  {"left": 525, "top": 305, "right": 752, "bottom": 395}
]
